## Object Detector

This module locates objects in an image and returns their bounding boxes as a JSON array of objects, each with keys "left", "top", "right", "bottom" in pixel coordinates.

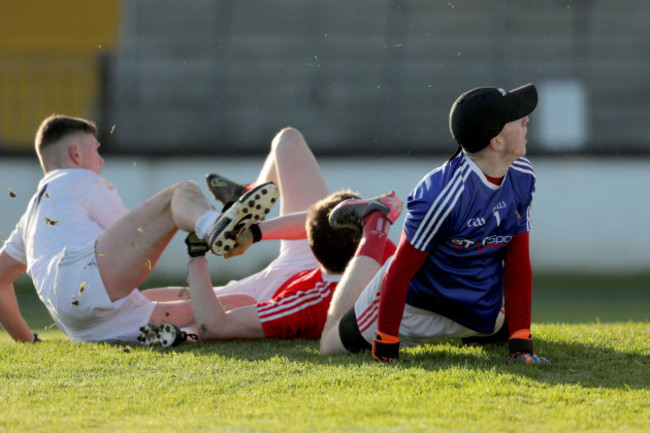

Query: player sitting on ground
[
  {"left": 319, "top": 84, "right": 549, "bottom": 365},
  {"left": 0, "top": 114, "right": 276, "bottom": 343}
]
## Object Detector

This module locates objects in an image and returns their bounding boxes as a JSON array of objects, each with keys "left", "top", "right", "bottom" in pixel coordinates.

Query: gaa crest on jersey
[{"left": 466, "top": 217, "right": 486, "bottom": 227}]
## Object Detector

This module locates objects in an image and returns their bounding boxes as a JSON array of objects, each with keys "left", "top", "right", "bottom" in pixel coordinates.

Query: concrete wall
[{"left": 1, "top": 156, "right": 649, "bottom": 285}]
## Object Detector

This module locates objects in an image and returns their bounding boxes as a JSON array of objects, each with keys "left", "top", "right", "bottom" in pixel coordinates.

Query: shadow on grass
[
  {"left": 11, "top": 326, "right": 649, "bottom": 392},
  {"left": 124, "top": 333, "right": 649, "bottom": 391}
]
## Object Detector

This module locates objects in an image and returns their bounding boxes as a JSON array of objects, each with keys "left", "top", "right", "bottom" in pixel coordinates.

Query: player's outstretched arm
[
  {"left": 503, "top": 232, "right": 549, "bottom": 364},
  {"left": 373, "top": 231, "right": 428, "bottom": 363},
  {"left": 224, "top": 211, "right": 309, "bottom": 259},
  {"left": 0, "top": 252, "right": 36, "bottom": 342}
]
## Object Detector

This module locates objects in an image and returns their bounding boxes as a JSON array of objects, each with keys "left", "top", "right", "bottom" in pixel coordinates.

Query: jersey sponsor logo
[
  {"left": 467, "top": 217, "right": 486, "bottom": 227},
  {"left": 450, "top": 234, "right": 512, "bottom": 252},
  {"left": 451, "top": 239, "right": 475, "bottom": 249},
  {"left": 477, "top": 234, "right": 512, "bottom": 253},
  {"left": 481, "top": 234, "right": 512, "bottom": 245}
]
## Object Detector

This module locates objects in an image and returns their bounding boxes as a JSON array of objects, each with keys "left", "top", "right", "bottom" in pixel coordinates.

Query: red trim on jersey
[
  {"left": 376, "top": 230, "right": 429, "bottom": 337},
  {"left": 484, "top": 173, "right": 504, "bottom": 185},
  {"left": 503, "top": 231, "right": 532, "bottom": 337}
]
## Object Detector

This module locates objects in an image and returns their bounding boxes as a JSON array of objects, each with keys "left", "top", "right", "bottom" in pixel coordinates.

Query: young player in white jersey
[
  {"left": 320, "top": 84, "right": 550, "bottom": 364},
  {"left": 0, "top": 115, "right": 277, "bottom": 343},
  {"left": 139, "top": 127, "right": 397, "bottom": 344}
]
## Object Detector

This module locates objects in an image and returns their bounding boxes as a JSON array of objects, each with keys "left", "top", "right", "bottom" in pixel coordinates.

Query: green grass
[{"left": 2, "top": 276, "right": 649, "bottom": 432}]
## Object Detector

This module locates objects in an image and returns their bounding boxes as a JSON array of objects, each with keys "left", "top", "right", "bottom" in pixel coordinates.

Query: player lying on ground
[
  {"left": 0, "top": 114, "right": 276, "bottom": 343},
  {"left": 138, "top": 127, "right": 397, "bottom": 345},
  {"left": 319, "top": 84, "right": 549, "bottom": 364}
]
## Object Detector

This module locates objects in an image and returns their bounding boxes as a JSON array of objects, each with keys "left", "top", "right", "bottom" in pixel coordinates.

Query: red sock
[
  {"left": 243, "top": 182, "right": 256, "bottom": 193},
  {"left": 355, "top": 211, "right": 391, "bottom": 263}
]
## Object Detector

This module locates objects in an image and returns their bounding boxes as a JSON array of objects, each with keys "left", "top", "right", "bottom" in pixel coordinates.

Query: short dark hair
[
  {"left": 35, "top": 114, "right": 97, "bottom": 149},
  {"left": 306, "top": 190, "right": 361, "bottom": 274}
]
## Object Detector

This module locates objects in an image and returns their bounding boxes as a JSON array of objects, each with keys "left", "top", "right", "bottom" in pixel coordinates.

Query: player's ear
[
  {"left": 68, "top": 143, "right": 81, "bottom": 165},
  {"left": 489, "top": 135, "right": 504, "bottom": 152}
]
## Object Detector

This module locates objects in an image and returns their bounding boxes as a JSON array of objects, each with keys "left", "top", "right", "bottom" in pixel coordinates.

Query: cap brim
[{"left": 508, "top": 83, "right": 538, "bottom": 120}]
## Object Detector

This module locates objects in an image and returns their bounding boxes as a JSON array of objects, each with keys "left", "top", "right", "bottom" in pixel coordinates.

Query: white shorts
[
  {"left": 353, "top": 258, "right": 505, "bottom": 347},
  {"left": 44, "top": 241, "right": 156, "bottom": 342},
  {"left": 214, "top": 239, "right": 319, "bottom": 303}
]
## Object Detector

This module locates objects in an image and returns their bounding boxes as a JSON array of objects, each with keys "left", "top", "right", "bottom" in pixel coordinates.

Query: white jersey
[
  {"left": 2, "top": 169, "right": 128, "bottom": 299},
  {"left": 214, "top": 239, "right": 320, "bottom": 303}
]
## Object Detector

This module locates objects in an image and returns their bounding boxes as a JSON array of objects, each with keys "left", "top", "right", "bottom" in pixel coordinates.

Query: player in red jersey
[
  {"left": 181, "top": 191, "right": 397, "bottom": 341},
  {"left": 138, "top": 127, "right": 399, "bottom": 344}
]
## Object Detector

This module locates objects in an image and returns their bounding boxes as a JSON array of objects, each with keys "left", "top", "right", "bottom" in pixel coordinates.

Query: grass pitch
[{"left": 1, "top": 276, "right": 648, "bottom": 433}]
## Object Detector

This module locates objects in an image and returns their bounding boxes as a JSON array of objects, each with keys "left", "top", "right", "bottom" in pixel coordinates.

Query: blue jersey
[{"left": 403, "top": 152, "right": 535, "bottom": 334}]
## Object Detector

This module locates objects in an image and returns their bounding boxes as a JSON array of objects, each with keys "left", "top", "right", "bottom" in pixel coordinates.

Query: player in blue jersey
[{"left": 320, "top": 83, "right": 549, "bottom": 364}]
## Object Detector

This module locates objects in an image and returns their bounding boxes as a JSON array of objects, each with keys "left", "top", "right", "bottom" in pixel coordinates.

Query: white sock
[{"left": 194, "top": 210, "right": 220, "bottom": 240}]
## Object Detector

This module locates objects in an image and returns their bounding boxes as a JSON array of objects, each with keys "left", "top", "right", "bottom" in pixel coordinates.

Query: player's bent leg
[
  {"left": 321, "top": 259, "right": 385, "bottom": 356},
  {"left": 97, "top": 181, "right": 214, "bottom": 301},
  {"left": 325, "top": 256, "right": 381, "bottom": 325},
  {"left": 320, "top": 307, "right": 372, "bottom": 355},
  {"left": 218, "top": 293, "right": 257, "bottom": 310},
  {"left": 147, "top": 301, "right": 195, "bottom": 328},
  {"left": 141, "top": 287, "right": 190, "bottom": 302},
  {"left": 258, "top": 127, "right": 329, "bottom": 215}
]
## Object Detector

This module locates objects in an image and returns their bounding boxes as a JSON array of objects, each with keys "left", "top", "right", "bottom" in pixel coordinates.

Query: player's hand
[
  {"left": 224, "top": 228, "right": 254, "bottom": 259},
  {"left": 507, "top": 335, "right": 550, "bottom": 364},
  {"left": 372, "top": 332, "right": 400, "bottom": 363},
  {"left": 185, "top": 232, "right": 208, "bottom": 257}
]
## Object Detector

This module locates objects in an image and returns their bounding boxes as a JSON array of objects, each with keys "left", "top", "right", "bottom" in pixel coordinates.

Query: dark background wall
[
  {"left": 1, "top": 1, "right": 648, "bottom": 156},
  {"left": 105, "top": 0, "right": 650, "bottom": 156}
]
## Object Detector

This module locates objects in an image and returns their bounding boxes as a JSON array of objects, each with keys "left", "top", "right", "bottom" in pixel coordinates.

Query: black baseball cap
[{"left": 449, "top": 83, "right": 538, "bottom": 153}]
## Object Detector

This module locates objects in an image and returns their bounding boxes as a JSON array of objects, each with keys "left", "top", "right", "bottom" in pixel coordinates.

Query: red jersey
[{"left": 259, "top": 240, "right": 397, "bottom": 339}]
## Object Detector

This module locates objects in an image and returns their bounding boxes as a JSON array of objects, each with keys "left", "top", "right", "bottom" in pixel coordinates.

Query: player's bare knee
[
  {"left": 175, "top": 179, "right": 201, "bottom": 194},
  {"left": 271, "top": 127, "right": 306, "bottom": 153}
]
